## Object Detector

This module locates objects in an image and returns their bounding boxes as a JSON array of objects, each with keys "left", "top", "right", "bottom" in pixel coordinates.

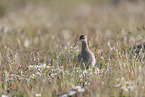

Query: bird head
[{"left": 74, "top": 35, "right": 87, "bottom": 47}]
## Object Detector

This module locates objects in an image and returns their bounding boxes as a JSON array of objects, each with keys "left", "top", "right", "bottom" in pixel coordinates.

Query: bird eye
[{"left": 80, "top": 35, "right": 85, "bottom": 40}]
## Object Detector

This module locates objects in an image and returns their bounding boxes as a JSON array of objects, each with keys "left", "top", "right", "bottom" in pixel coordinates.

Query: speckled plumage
[{"left": 74, "top": 35, "right": 96, "bottom": 69}]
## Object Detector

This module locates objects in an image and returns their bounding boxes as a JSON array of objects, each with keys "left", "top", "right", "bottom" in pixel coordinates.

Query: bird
[
  {"left": 132, "top": 43, "right": 145, "bottom": 54},
  {"left": 74, "top": 35, "right": 96, "bottom": 69}
]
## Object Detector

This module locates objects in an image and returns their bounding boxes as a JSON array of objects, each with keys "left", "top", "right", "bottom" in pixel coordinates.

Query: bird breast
[{"left": 80, "top": 50, "right": 95, "bottom": 63}]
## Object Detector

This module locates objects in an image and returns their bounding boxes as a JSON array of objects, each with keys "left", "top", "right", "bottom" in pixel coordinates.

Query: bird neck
[{"left": 82, "top": 41, "right": 89, "bottom": 52}]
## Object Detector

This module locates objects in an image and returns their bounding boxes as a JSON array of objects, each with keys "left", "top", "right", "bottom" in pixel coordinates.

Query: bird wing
[{"left": 77, "top": 54, "right": 81, "bottom": 63}]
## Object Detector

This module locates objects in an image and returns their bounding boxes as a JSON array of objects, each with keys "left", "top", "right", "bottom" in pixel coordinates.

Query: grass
[{"left": 0, "top": 0, "right": 145, "bottom": 97}]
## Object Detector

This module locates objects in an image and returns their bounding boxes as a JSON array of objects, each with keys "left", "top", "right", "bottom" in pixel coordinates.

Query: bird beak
[{"left": 74, "top": 39, "right": 81, "bottom": 47}]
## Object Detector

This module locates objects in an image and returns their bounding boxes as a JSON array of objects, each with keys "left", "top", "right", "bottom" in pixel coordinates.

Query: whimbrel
[
  {"left": 133, "top": 43, "right": 145, "bottom": 54},
  {"left": 74, "top": 35, "right": 96, "bottom": 69}
]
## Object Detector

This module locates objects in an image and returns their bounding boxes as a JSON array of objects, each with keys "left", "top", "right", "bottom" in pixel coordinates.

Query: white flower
[
  {"left": 121, "top": 86, "right": 128, "bottom": 92},
  {"left": 85, "top": 81, "right": 91, "bottom": 85},
  {"left": 1, "top": 95, "right": 9, "bottom": 97},
  {"left": 64, "top": 46, "right": 67, "bottom": 50},
  {"left": 51, "top": 73, "right": 58, "bottom": 77},
  {"left": 10, "top": 74, "right": 16, "bottom": 76},
  {"left": 78, "top": 88, "right": 85, "bottom": 93},
  {"left": 24, "top": 40, "right": 30, "bottom": 47},
  {"left": 100, "top": 56, "right": 104, "bottom": 59},
  {"left": 101, "top": 81, "right": 104, "bottom": 85},
  {"left": 47, "top": 66, "right": 51, "bottom": 68},
  {"left": 114, "top": 78, "right": 134, "bottom": 92},
  {"left": 74, "top": 86, "right": 85, "bottom": 93},
  {"left": 68, "top": 91, "right": 77, "bottom": 96},
  {"left": 107, "top": 58, "right": 110, "bottom": 61},
  {"left": 121, "top": 77, "right": 124, "bottom": 80},
  {"left": 133, "top": 48, "right": 138, "bottom": 52},
  {"left": 76, "top": 49, "right": 80, "bottom": 52},
  {"left": 114, "top": 84, "right": 121, "bottom": 87},
  {"left": 116, "top": 79, "right": 119, "bottom": 81},
  {"left": 61, "top": 94, "right": 68, "bottom": 97},
  {"left": 79, "top": 74, "right": 83, "bottom": 78},
  {"left": 36, "top": 71, "right": 42, "bottom": 76},
  {"left": 65, "top": 71, "right": 70, "bottom": 75},
  {"left": 74, "top": 86, "right": 81, "bottom": 90},
  {"left": 94, "top": 67, "right": 101, "bottom": 74},
  {"left": 30, "top": 73, "right": 35, "bottom": 79},
  {"left": 35, "top": 93, "right": 41, "bottom": 96},
  {"left": 110, "top": 48, "right": 114, "bottom": 51},
  {"left": 83, "top": 70, "right": 87, "bottom": 74}
]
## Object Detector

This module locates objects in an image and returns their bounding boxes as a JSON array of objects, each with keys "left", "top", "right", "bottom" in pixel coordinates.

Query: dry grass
[{"left": 0, "top": 0, "right": 145, "bottom": 97}]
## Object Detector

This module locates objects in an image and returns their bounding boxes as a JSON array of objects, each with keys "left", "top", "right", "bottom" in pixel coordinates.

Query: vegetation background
[{"left": 0, "top": 0, "right": 145, "bottom": 96}]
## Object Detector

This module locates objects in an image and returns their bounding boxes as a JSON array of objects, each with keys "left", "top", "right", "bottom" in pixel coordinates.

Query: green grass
[{"left": 0, "top": 0, "right": 145, "bottom": 97}]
